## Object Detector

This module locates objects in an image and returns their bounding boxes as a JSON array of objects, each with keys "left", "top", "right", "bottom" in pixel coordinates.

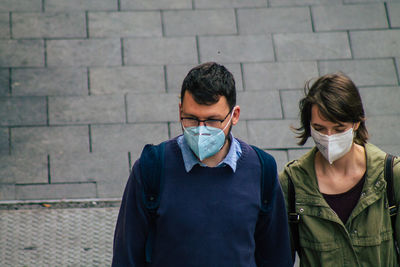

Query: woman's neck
[{"left": 315, "top": 143, "right": 367, "bottom": 194}]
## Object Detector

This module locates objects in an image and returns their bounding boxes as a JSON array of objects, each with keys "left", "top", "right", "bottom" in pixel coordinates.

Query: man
[{"left": 112, "top": 62, "right": 292, "bottom": 266}]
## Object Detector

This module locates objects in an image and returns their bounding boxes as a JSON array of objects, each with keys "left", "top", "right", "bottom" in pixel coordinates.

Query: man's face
[{"left": 179, "top": 92, "right": 240, "bottom": 137}]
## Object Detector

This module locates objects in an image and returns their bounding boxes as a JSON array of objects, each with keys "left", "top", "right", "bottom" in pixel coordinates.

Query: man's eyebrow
[{"left": 181, "top": 112, "right": 222, "bottom": 119}]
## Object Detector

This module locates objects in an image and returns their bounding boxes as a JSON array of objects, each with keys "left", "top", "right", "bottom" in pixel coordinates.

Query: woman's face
[{"left": 310, "top": 105, "right": 359, "bottom": 136}]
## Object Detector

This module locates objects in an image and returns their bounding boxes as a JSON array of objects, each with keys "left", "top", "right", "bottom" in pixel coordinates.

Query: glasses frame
[{"left": 180, "top": 108, "right": 234, "bottom": 129}]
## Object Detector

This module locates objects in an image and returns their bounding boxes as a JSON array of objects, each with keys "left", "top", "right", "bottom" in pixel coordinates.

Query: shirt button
[
  {"left": 299, "top": 208, "right": 304, "bottom": 213},
  {"left": 361, "top": 192, "right": 366, "bottom": 197},
  {"left": 375, "top": 181, "right": 381, "bottom": 186},
  {"left": 353, "top": 230, "right": 358, "bottom": 234}
]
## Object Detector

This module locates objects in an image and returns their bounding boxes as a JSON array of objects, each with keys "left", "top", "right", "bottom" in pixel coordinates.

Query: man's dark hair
[
  {"left": 180, "top": 62, "right": 236, "bottom": 110},
  {"left": 294, "top": 72, "right": 368, "bottom": 145}
]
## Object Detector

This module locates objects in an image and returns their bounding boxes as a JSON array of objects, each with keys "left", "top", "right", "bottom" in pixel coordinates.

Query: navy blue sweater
[{"left": 112, "top": 138, "right": 292, "bottom": 266}]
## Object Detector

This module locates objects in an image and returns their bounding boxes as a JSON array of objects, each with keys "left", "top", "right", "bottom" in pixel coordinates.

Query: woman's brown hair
[{"left": 294, "top": 72, "right": 368, "bottom": 145}]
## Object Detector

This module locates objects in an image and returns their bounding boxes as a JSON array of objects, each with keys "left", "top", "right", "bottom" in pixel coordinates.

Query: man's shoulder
[{"left": 132, "top": 138, "right": 180, "bottom": 169}]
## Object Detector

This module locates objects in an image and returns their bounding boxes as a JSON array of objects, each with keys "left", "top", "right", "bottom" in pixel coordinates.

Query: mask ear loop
[{"left": 221, "top": 107, "right": 235, "bottom": 132}]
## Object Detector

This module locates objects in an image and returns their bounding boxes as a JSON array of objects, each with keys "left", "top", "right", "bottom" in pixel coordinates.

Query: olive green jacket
[{"left": 279, "top": 143, "right": 400, "bottom": 267}]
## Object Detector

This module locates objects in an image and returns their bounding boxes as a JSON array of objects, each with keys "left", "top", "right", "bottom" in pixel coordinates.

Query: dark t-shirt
[{"left": 322, "top": 174, "right": 366, "bottom": 223}]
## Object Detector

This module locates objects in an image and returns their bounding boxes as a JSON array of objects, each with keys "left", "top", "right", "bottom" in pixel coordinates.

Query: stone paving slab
[
  {"left": 120, "top": 0, "right": 192, "bottom": 10},
  {"left": 47, "top": 39, "right": 122, "bottom": 67},
  {"left": 126, "top": 93, "right": 179, "bottom": 122},
  {"left": 345, "top": 0, "right": 399, "bottom": 3},
  {"left": 350, "top": 30, "right": 400, "bottom": 58},
  {"left": 0, "top": 185, "right": 14, "bottom": 200},
  {"left": 397, "top": 58, "right": 400, "bottom": 80},
  {"left": 199, "top": 35, "right": 274, "bottom": 63},
  {"left": 50, "top": 151, "right": 129, "bottom": 183},
  {"left": 0, "top": 13, "right": 10, "bottom": 39},
  {"left": 0, "top": 69, "right": 9, "bottom": 96},
  {"left": 274, "top": 32, "right": 351, "bottom": 61},
  {"left": 311, "top": 3, "right": 388, "bottom": 31},
  {"left": 248, "top": 119, "right": 314, "bottom": 149},
  {"left": 164, "top": 9, "right": 237, "bottom": 36},
  {"left": 388, "top": 3, "right": 400, "bottom": 27},
  {"left": 11, "top": 126, "right": 90, "bottom": 156},
  {"left": 12, "top": 67, "right": 88, "bottom": 96},
  {"left": 238, "top": 91, "right": 282, "bottom": 119},
  {"left": 280, "top": 89, "right": 304, "bottom": 119},
  {"left": 243, "top": 62, "right": 318, "bottom": 90},
  {"left": 124, "top": 37, "right": 197, "bottom": 65},
  {"left": 0, "top": 128, "right": 8, "bottom": 155},
  {"left": 194, "top": 0, "right": 268, "bottom": 8},
  {"left": 16, "top": 183, "right": 97, "bottom": 200},
  {"left": 90, "top": 66, "right": 165, "bottom": 94},
  {"left": 360, "top": 86, "right": 400, "bottom": 116},
  {"left": 237, "top": 7, "right": 312, "bottom": 34},
  {"left": 45, "top": 0, "right": 117, "bottom": 11},
  {"left": 91, "top": 123, "right": 169, "bottom": 158},
  {"left": 270, "top": 0, "right": 341, "bottom": 6},
  {"left": 0, "top": 97, "right": 47, "bottom": 126},
  {"left": 318, "top": 59, "right": 398, "bottom": 87},
  {"left": 0, "top": 154, "right": 48, "bottom": 184},
  {"left": 88, "top": 11, "right": 162, "bottom": 38},
  {"left": 48, "top": 94, "right": 125, "bottom": 125},
  {"left": 0, "top": 0, "right": 41, "bottom": 12},
  {"left": 367, "top": 116, "right": 400, "bottom": 147},
  {"left": 0, "top": 40, "right": 44, "bottom": 67},
  {"left": 12, "top": 12, "right": 86, "bottom": 39}
]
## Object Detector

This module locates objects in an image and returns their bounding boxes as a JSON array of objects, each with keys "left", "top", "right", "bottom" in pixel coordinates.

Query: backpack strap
[
  {"left": 250, "top": 145, "right": 274, "bottom": 214},
  {"left": 384, "top": 153, "right": 399, "bottom": 260},
  {"left": 139, "top": 142, "right": 166, "bottom": 264},
  {"left": 385, "top": 154, "right": 397, "bottom": 217},
  {"left": 288, "top": 174, "right": 300, "bottom": 257}
]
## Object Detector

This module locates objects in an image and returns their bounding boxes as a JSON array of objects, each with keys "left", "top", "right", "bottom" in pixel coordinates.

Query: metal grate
[{"left": 0, "top": 206, "right": 119, "bottom": 267}]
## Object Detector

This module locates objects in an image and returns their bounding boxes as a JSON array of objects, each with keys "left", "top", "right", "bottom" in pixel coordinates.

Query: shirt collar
[{"left": 177, "top": 133, "right": 242, "bottom": 173}]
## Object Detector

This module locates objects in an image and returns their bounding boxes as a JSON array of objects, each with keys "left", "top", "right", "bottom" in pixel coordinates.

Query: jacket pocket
[
  {"left": 299, "top": 237, "right": 343, "bottom": 267},
  {"left": 352, "top": 230, "right": 397, "bottom": 267}
]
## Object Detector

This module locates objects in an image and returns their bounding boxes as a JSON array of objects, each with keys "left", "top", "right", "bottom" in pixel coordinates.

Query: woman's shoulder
[{"left": 279, "top": 147, "right": 318, "bottom": 188}]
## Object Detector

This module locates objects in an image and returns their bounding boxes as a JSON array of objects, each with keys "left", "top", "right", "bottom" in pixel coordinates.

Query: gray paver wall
[{"left": 0, "top": 0, "right": 400, "bottom": 201}]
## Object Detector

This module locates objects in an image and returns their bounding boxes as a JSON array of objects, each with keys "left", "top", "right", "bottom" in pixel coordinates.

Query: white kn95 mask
[{"left": 310, "top": 126, "right": 354, "bottom": 164}]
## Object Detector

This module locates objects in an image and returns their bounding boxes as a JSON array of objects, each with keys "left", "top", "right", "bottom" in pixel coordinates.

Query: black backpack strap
[
  {"left": 385, "top": 154, "right": 397, "bottom": 217},
  {"left": 384, "top": 153, "right": 399, "bottom": 260},
  {"left": 288, "top": 174, "right": 300, "bottom": 257},
  {"left": 139, "top": 142, "right": 166, "bottom": 264},
  {"left": 250, "top": 145, "right": 272, "bottom": 214}
]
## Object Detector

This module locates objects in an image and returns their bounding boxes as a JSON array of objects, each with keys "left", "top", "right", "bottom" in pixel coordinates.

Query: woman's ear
[{"left": 354, "top": 121, "right": 361, "bottom": 131}]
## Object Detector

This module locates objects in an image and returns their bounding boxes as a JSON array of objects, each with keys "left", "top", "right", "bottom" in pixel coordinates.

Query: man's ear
[{"left": 232, "top": 106, "right": 240, "bottom": 125}]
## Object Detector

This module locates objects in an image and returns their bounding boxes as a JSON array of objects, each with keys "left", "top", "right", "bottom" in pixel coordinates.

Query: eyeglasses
[{"left": 181, "top": 108, "right": 233, "bottom": 129}]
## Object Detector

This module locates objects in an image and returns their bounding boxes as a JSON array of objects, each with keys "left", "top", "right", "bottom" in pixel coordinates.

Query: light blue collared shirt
[{"left": 177, "top": 134, "right": 242, "bottom": 173}]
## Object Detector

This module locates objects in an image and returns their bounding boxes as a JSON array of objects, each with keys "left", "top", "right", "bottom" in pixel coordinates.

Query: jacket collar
[{"left": 286, "top": 143, "right": 387, "bottom": 205}]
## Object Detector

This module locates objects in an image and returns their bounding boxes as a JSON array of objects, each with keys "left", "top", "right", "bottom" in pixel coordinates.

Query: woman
[{"left": 279, "top": 72, "right": 399, "bottom": 267}]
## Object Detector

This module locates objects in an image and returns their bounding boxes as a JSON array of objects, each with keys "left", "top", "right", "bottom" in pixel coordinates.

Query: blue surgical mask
[{"left": 183, "top": 113, "right": 233, "bottom": 161}]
